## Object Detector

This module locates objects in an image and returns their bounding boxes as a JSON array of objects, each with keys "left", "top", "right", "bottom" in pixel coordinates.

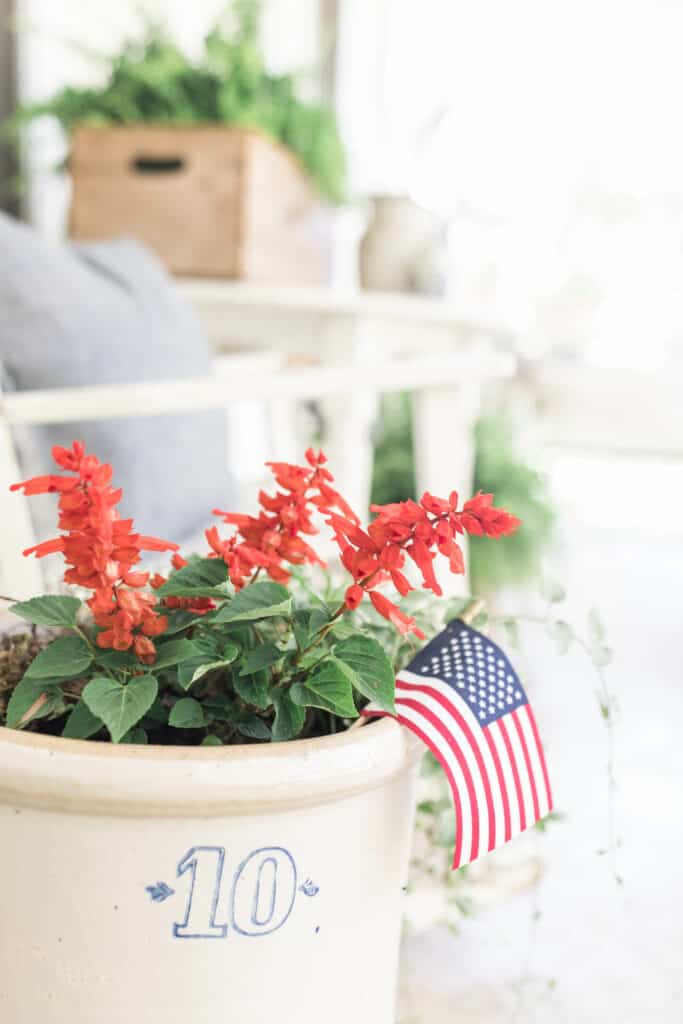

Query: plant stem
[
  {"left": 74, "top": 625, "right": 96, "bottom": 653},
  {"left": 490, "top": 610, "right": 620, "bottom": 884}
]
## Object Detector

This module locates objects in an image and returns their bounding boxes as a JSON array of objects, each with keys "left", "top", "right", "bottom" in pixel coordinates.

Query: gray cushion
[{"left": 0, "top": 213, "right": 232, "bottom": 551}]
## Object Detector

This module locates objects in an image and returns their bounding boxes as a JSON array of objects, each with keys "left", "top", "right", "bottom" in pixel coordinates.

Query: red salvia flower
[
  {"left": 344, "top": 584, "right": 364, "bottom": 610},
  {"left": 210, "top": 451, "right": 519, "bottom": 640},
  {"left": 11, "top": 442, "right": 178, "bottom": 663},
  {"left": 209, "top": 448, "right": 359, "bottom": 590},
  {"left": 369, "top": 591, "right": 425, "bottom": 640},
  {"left": 322, "top": 486, "right": 519, "bottom": 636},
  {"left": 13, "top": 442, "right": 521, "bottom": 659}
]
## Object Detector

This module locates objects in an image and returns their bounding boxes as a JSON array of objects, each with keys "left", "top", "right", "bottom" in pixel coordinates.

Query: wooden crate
[{"left": 68, "top": 125, "right": 331, "bottom": 283}]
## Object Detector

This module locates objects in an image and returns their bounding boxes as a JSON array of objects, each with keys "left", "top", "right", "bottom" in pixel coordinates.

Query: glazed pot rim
[{"left": 0, "top": 718, "right": 423, "bottom": 817}]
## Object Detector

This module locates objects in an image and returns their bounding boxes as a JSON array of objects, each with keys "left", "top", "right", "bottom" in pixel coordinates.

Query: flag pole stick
[
  {"left": 349, "top": 596, "right": 486, "bottom": 732},
  {"left": 459, "top": 597, "right": 485, "bottom": 627}
]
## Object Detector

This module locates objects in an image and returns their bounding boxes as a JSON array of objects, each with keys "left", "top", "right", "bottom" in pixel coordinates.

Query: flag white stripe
[
  {"left": 396, "top": 688, "right": 490, "bottom": 861},
  {"left": 504, "top": 714, "right": 537, "bottom": 828},
  {"left": 518, "top": 705, "right": 550, "bottom": 818},
  {"left": 398, "top": 671, "right": 505, "bottom": 854},
  {"left": 487, "top": 720, "right": 525, "bottom": 838},
  {"left": 394, "top": 700, "right": 473, "bottom": 862}
]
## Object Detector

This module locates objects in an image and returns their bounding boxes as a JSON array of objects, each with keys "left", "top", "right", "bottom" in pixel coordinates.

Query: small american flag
[{"left": 364, "top": 619, "right": 553, "bottom": 869}]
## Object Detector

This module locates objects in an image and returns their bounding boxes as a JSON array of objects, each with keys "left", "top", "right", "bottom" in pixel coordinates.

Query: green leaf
[
  {"left": 472, "top": 611, "right": 489, "bottom": 631},
  {"left": 271, "top": 689, "right": 306, "bottom": 741},
  {"left": 329, "top": 618, "right": 357, "bottom": 641},
  {"left": 177, "top": 647, "right": 239, "bottom": 691},
  {"left": 157, "top": 609, "right": 201, "bottom": 636},
  {"left": 142, "top": 698, "right": 168, "bottom": 725},
  {"left": 309, "top": 606, "right": 331, "bottom": 632},
  {"left": 436, "top": 813, "right": 456, "bottom": 848},
  {"left": 453, "top": 895, "right": 473, "bottom": 917},
  {"left": 153, "top": 639, "right": 201, "bottom": 670},
  {"left": 182, "top": 659, "right": 231, "bottom": 690},
  {"left": 290, "top": 660, "right": 358, "bottom": 718},
  {"left": 204, "top": 700, "right": 239, "bottom": 733},
  {"left": 443, "top": 596, "right": 473, "bottom": 623},
  {"left": 156, "top": 557, "right": 231, "bottom": 598},
  {"left": 592, "top": 646, "right": 613, "bottom": 668},
  {"left": 293, "top": 610, "right": 312, "bottom": 649},
  {"left": 169, "top": 697, "right": 206, "bottom": 729},
  {"left": 541, "top": 578, "right": 566, "bottom": 604},
  {"left": 120, "top": 727, "right": 148, "bottom": 744},
  {"left": 333, "top": 635, "right": 395, "bottom": 713},
  {"left": 239, "top": 643, "right": 283, "bottom": 675},
  {"left": 500, "top": 618, "right": 520, "bottom": 649},
  {"left": 212, "top": 582, "right": 292, "bottom": 624},
  {"left": 202, "top": 734, "right": 223, "bottom": 746},
  {"left": 95, "top": 650, "right": 139, "bottom": 670},
  {"left": 82, "top": 675, "right": 158, "bottom": 743},
  {"left": 234, "top": 669, "right": 272, "bottom": 710},
  {"left": 62, "top": 699, "right": 103, "bottom": 740},
  {"left": 10, "top": 595, "right": 82, "bottom": 629},
  {"left": 549, "top": 619, "right": 573, "bottom": 654},
  {"left": 534, "top": 810, "right": 563, "bottom": 831},
  {"left": 6, "top": 678, "right": 64, "bottom": 729},
  {"left": 420, "top": 751, "right": 442, "bottom": 777},
  {"left": 587, "top": 606, "right": 606, "bottom": 648},
  {"left": 297, "top": 649, "right": 327, "bottom": 671},
  {"left": 235, "top": 713, "right": 271, "bottom": 740},
  {"left": 24, "top": 636, "right": 93, "bottom": 680}
]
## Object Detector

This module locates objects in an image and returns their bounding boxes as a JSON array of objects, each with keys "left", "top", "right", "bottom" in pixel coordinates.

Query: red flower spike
[
  {"left": 390, "top": 569, "right": 413, "bottom": 597},
  {"left": 369, "top": 590, "right": 425, "bottom": 639},
  {"left": 14, "top": 443, "right": 521, "bottom": 659},
  {"left": 305, "top": 447, "right": 327, "bottom": 467},
  {"left": 11, "top": 441, "right": 178, "bottom": 663},
  {"left": 134, "top": 635, "right": 157, "bottom": 665},
  {"left": 408, "top": 538, "right": 443, "bottom": 597},
  {"left": 420, "top": 492, "right": 453, "bottom": 515},
  {"left": 22, "top": 537, "right": 66, "bottom": 559},
  {"left": 208, "top": 450, "right": 363, "bottom": 590},
  {"left": 344, "top": 584, "right": 364, "bottom": 610},
  {"left": 334, "top": 485, "right": 518, "bottom": 639}
]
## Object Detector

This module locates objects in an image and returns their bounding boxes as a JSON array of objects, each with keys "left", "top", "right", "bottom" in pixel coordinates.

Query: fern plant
[{"left": 6, "top": 1, "right": 346, "bottom": 204}]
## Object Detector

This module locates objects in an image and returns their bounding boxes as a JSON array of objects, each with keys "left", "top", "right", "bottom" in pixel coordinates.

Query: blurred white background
[
  {"left": 20, "top": 0, "right": 683, "bottom": 370},
  {"left": 3, "top": 2, "right": 683, "bottom": 1020}
]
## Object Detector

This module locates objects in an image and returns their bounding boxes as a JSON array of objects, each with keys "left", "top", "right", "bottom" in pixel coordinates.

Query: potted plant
[
  {"left": 0, "top": 441, "right": 518, "bottom": 1023},
  {"left": 8, "top": 1, "right": 346, "bottom": 280}
]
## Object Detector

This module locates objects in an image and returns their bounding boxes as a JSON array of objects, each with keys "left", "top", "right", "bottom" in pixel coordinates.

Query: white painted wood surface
[
  {"left": 527, "top": 363, "right": 683, "bottom": 456},
  {"left": 1, "top": 352, "right": 510, "bottom": 427},
  {"left": 179, "top": 280, "right": 514, "bottom": 519},
  {"left": 0, "top": 282, "right": 514, "bottom": 596}
]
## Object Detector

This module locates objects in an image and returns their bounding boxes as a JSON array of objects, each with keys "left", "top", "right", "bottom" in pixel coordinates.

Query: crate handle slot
[{"left": 131, "top": 156, "right": 186, "bottom": 174}]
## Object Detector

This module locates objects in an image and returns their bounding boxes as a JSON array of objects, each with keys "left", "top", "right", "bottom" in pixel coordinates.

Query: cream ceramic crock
[{"left": 0, "top": 719, "right": 421, "bottom": 1023}]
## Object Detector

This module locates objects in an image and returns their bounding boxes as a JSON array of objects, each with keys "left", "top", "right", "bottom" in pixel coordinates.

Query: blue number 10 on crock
[{"left": 161, "top": 845, "right": 318, "bottom": 940}]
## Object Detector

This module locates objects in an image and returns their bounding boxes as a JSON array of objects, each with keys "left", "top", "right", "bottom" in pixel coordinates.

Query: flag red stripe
[
  {"left": 367, "top": 708, "right": 466, "bottom": 869},
  {"left": 482, "top": 727, "right": 512, "bottom": 843},
  {"left": 524, "top": 704, "right": 553, "bottom": 812},
  {"left": 396, "top": 696, "right": 480, "bottom": 866},
  {"left": 396, "top": 679, "right": 496, "bottom": 852},
  {"left": 512, "top": 709, "right": 540, "bottom": 821},
  {"left": 497, "top": 717, "right": 526, "bottom": 832}
]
